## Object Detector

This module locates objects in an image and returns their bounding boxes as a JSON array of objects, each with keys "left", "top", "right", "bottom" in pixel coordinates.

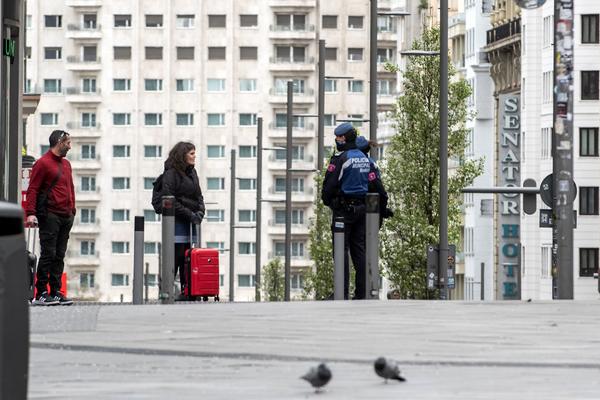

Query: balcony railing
[
  {"left": 67, "top": 23, "right": 101, "bottom": 31},
  {"left": 269, "top": 186, "right": 314, "bottom": 195},
  {"left": 67, "top": 250, "right": 100, "bottom": 258},
  {"left": 269, "top": 24, "right": 315, "bottom": 32},
  {"left": 269, "top": 56, "right": 315, "bottom": 64},
  {"left": 268, "top": 122, "right": 314, "bottom": 130},
  {"left": 76, "top": 186, "right": 101, "bottom": 194},
  {"left": 268, "top": 154, "right": 314, "bottom": 163},
  {"left": 65, "top": 87, "right": 102, "bottom": 95},
  {"left": 269, "top": 88, "right": 314, "bottom": 96},
  {"left": 486, "top": 18, "right": 521, "bottom": 45},
  {"left": 66, "top": 121, "right": 102, "bottom": 130},
  {"left": 68, "top": 153, "right": 101, "bottom": 161},
  {"left": 66, "top": 55, "right": 101, "bottom": 63}
]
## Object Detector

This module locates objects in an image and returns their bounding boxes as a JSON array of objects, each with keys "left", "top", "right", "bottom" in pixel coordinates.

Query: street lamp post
[
  {"left": 285, "top": 81, "right": 293, "bottom": 301},
  {"left": 256, "top": 117, "right": 263, "bottom": 302},
  {"left": 369, "top": 0, "right": 378, "bottom": 161},
  {"left": 318, "top": 40, "right": 325, "bottom": 172},
  {"left": 439, "top": 0, "right": 449, "bottom": 301}
]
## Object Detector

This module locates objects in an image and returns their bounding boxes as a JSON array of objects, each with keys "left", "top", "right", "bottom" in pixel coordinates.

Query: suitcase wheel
[
  {"left": 214, "top": 296, "right": 220, "bottom": 302},
  {"left": 202, "top": 296, "right": 209, "bottom": 302}
]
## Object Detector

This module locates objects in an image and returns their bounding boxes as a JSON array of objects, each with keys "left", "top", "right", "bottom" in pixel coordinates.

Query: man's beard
[{"left": 58, "top": 146, "right": 69, "bottom": 157}]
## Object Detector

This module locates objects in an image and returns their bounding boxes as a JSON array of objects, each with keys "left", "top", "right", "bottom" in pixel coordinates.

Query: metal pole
[
  {"left": 317, "top": 39, "right": 325, "bottom": 172},
  {"left": 144, "top": 262, "right": 149, "bottom": 303},
  {"left": 369, "top": 0, "right": 378, "bottom": 161},
  {"left": 229, "top": 149, "right": 236, "bottom": 302},
  {"left": 480, "top": 262, "right": 485, "bottom": 301},
  {"left": 285, "top": 81, "right": 293, "bottom": 301},
  {"left": 553, "top": 0, "right": 574, "bottom": 300},
  {"left": 160, "top": 196, "right": 175, "bottom": 304},
  {"left": 256, "top": 117, "right": 263, "bottom": 302},
  {"left": 333, "top": 216, "right": 345, "bottom": 300},
  {"left": 438, "top": 0, "right": 449, "bottom": 301},
  {"left": 132, "top": 216, "right": 144, "bottom": 305},
  {"left": 365, "top": 193, "right": 380, "bottom": 299}
]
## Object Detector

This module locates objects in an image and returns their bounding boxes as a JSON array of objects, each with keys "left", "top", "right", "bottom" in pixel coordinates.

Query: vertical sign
[
  {"left": 552, "top": 0, "right": 575, "bottom": 299},
  {"left": 497, "top": 95, "right": 521, "bottom": 300}
]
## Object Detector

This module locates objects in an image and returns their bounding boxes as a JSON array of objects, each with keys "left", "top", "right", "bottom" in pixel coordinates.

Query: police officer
[{"left": 322, "top": 123, "right": 381, "bottom": 299}]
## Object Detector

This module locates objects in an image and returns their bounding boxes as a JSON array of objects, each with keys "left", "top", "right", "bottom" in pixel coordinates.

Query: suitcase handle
[{"left": 189, "top": 222, "right": 201, "bottom": 248}]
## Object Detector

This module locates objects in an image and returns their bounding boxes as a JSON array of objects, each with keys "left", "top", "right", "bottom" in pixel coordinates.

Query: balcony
[
  {"left": 269, "top": 24, "right": 316, "bottom": 40},
  {"left": 75, "top": 186, "right": 101, "bottom": 202},
  {"left": 268, "top": 88, "right": 314, "bottom": 104},
  {"left": 377, "top": 60, "right": 396, "bottom": 73},
  {"left": 377, "top": 92, "right": 398, "bottom": 107},
  {"left": 65, "top": 87, "right": 102, "bottom": 103},
  {"left": 269, "top": 0, "right": 316, "bottom": 8},
  {"left": 66, "top": 24, "right": 102, "bottom": 39},
  {"left": 66, "top": 56, "right": 101, "bottom": 71},
  {"left": 269, "top": 56, "right": 315, "bottom": 72},
  {"left": 66, "top": 122, "right": 102, "bottom": 138},
  {"left": 448, "top": 13, "right": 465, "bottom": 40},
  {"left": 267, "top": 186, "right": 315, "bottom": 203},
  {"left": 71, "top": 220, "right": 101, "bottom": 235},
  {"left": 267, "top": 122, "right": 315, "bottom": 138},
  {"left": 486, "top": 18, "right": 521, "bottom": 47},
  {"left": 66, "top": 250, "right": 100, "bottom": 266},
  {"left": 267, "top": 252, "right": 312, "bottom": 267},
  {"left": 66, "top": 0, "right": 102, "bottom": 6},
  {"left": 68, "top": 154, "right": 101, "bottom": 171},
  {"left": 267, "top": 155, "right": 315, "bottom": 171},
  {"left": 266, "top": 220, "right": 310, "bottom": 236}
]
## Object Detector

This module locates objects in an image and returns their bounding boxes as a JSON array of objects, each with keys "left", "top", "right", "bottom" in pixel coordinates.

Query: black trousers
[
  {"left": 175, "top": 243, "right": 189, "bottom": 291},
  {"left": 331, "top": 207, "right": 367, "bottom": 300},
  {"left": 37, "top": 212, "right": 74, "bottom": 295}
]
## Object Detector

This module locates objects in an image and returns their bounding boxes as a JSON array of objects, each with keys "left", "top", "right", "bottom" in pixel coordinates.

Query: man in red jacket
[{"left": 26, "top": 130, "right": 75, "bottom": 306}]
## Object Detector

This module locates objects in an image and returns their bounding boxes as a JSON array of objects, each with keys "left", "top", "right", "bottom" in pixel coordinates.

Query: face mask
[{"left": 335, "top": 141, "right": 345, "bottom": 151}]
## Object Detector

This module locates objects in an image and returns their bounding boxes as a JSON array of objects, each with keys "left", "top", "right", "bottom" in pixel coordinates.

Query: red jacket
[{"left": 26, "top": 151, "right": 76, "bottom": 217}]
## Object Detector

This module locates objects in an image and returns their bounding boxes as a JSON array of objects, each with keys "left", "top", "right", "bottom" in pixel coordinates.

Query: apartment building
[{"left": 25, "top": 0, "right": 410, "bottom": 301}]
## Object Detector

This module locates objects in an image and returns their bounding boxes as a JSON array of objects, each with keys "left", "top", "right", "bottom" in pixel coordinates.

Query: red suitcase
[{"left": 183, "top": 224, "right": 219, "bottom": 301}]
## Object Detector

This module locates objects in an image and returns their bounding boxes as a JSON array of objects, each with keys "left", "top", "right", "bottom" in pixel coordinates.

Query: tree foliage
[
  {"left": 380, "top": 27, "right": 483, "bottom": 299},
  {"left": 262, "top": 258, "right": 285, "bottom": 301}
]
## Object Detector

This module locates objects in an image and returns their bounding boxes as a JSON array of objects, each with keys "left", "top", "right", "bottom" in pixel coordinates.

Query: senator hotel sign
[{"left": 497, "top": 95, "right": 521, "bottom": 300}]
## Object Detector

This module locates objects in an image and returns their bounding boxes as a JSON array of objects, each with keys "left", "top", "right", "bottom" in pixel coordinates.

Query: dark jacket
[
  {"left": 162, "top": 162, "right": 205, "bottom": 223},
  {"left": 25, "top": 151, "right": 76, "bottom": 217}
]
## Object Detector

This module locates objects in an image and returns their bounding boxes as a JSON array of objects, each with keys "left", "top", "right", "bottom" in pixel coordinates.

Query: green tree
[
  {"left": 262, "top": 258, "right": 285, "bottom": 301},
  {"left": 380, "top": 27, "right": 483, "bottom": 299}
]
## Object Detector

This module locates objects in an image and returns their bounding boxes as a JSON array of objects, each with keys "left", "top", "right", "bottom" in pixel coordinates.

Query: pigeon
[
  {"left": 301, "top": 363, "right": 332, "bottom": 392},
  {"left": 374, "top": 357, "right": 406, "bottom": 383}
]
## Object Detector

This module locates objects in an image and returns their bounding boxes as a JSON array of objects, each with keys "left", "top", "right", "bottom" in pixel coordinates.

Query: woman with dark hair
[{"left": 162, "top": 141, "right": 205, "bottom": 298}]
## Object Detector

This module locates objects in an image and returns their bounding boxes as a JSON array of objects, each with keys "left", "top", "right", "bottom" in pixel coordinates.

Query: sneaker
[
  {"left": 33, "top": 291, "right": 60, "bottom": 306},
  {"left": 50, "top": 292, "right": 74, "bottom": 306}
]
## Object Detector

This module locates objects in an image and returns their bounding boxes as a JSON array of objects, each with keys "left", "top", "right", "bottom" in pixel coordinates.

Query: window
[
  {"left": 348, "top": 80, "right": 364, "bottom": 93},
  {"left": 144, "top": 145, "right": 162, "bottom": 158},
  {"left": 40, "top": 145, "right": 50, "bottom": 154},
  {"left": 44, "top": 47, "right": 61, "bottom": 60},
  {"left": 113, "top": 46, "right": 131, "bottom": 60},
  {"left": 580, "top": 128, "right": 599, "bottom": 156},
  {"left": 44, "top": 15, "right": 62, "bottom": 28},
  {"left": 145, "top": 113, "right": 163, "bottom": 126},
  {"left": 112, "top": 177, "right": 130, "bottom": 190},
  {"left": 144, "top": 209, "right": 161, "bottom": 222},
  {"left": 26, "top": 15, "right": 32, "bottom": 29},
  {"left": 112, "top": 209, "right": 130, "bottom": 222},
  {"left": 25, "top": 79, "right": 32, "bottom": 94},
  {"left": 207, "top": 79, "right": 225, "bottom": 92},
  {"left": 376, "top": 48, "right": 394, "bottom": 63},
  {"left": 322, "top": 15, "right": 337, "bottom": 29},
  {"left": 239, "top": 242, "right": 256, "bottom": 255},
  {"left": 208, "top": 15, "right": 226, "bottom": 28},
  {"left": 208, "top": 47, "right": 226, "bottom": 60},
  {"left": 81, "top": 144, "right": 96, "bottom": 159},
  {"left": 239, "top": 113, "right": 257, "bottom": 126},
  {"left": 207, "top": 145, "right": 225, "bottom": 158},
  {"left": 144, "top": 242, "right": 158, "bottom": 254},
  {"left": 239, "top": 145, "right": 257, "bottom": 158},
  {"left": 41, "top": 113, "right": 59, "bottom": 126},
  {"left": 82, "top": 13, "right": 97, "bottom": 29},
  {"left": 80, "top": 240, "right": 95, "bottom": 255},
  {"left": 80, "top": 176, "right": 96, "bottom": 191},
  {"left": 239, "top": 178, "right": 256, "bottom": 190},
  {"left": 207, "top": 177, "right": 225, "bottom": 190},
  {"left": 207, "top": 113, "right": 225, "bottom": 126},
  {"left": 145, "top": 47, "right": 163, "bottom": 60},
  {"left": 80, "top": 208, "right": 96, "bottom": 224},
  {"left": 580, "top": 187, "right": 599, "bottom": 215},
  {"left": 114, "top": 14, "right": 132, "bottom": 28},
  {"left": 275, "top": 177, "right": 304, "bottom": 192},
  {"left": 80, "top": 272, "right": 95, "bottom": 289},
  {"left": 176, "top": 79, "right": 194, "bottom": 92},
  {"left": 542, "top": 71, "right": 553, "bottom": 104},
  {"left": 348, "top": 16, "right": 364, "bottom": 29},
  {"left": 238, "top": 274, "right": 256, "bottom": 287},
  {"left": 25, "top": 46, "right": 31, "bottom": 59},
  {"left": 324, "top": 79, "right": 337, "bottom": 93},
  {"left": 143, "top": 177, "right": 155, "bottom": 190},
  {"left": 541, "top": 127, "right": 552, "bottom": 159},
  {"left": 275, "top": 45, "right": 306, "bottom": 62},
  {"left": 274, "top": 78, "right": 305, "bottom": 95},
  {"left": 240, "top": 46, "right": 258, "bottom": 60},
  {"left": 82, "top": 78, "right": 97, "bottom": 93},
  {"left": 348, "top": 48, "right": 364, "bottom": 61},
  {"left": 582, "top": 15, "right": 599, "bottom": 44},
  {"left": 579, "top": 248, "right": 598, "bottom": 277},
  {"left": 240, "top": 14, "right": 258, "bottom": 28},
  {"left": 112, "top": 242, "right": 130, "bottom": 254},
  {"left": 113, "top": 145, "right": 131, "bottom": 158},
  {"left": 291, "top": 273, "right": 305, "bottom": 290},
  {"left": 82, "top": 45, "right": 97, "bottom": 61},
  {"left": 145, "top": 14, "right": 163, "bottom": 27},
  {"left": 206, "top": 242, "right": 226, "bottom": 254},
  {"left": 176, "top": 14, "right": 195, "bottom": 28},
  {"left": 275, "top": 144, "right": 304, "bottom": 160},
  {"left": 81, "top": 112, "right": 97, "bottom": 127},
  {"left": 238, "top": 210, "right": 256, "bottom": 223},
  {"left": 177, "top": 47, "right": 194, "bottom": 60},
  {"left": 113, "top": 78, "right": 131, "bottom": 91},
  {"left": 275, "top": 209, "right": 304, "bottom": 224},
  {"left": 111, "top": 273, "right": 130, "bottom": 286},
  {"left": 377, "top": 15, "right": 394, "bottom": 32},
  {"left": 324, "top": 114, "right": 336, "bottom": 126},
  {"left": 206, "top": 209, "right": 225, "bottom": 222},
  {"left": 581, "top": 71, "right": 599, "bottom": 100},
  {"left": 239, "top": 79, "right": 257, "bottom": 92},
  {"left": 325, "top": 47, "right": 337, "bottom": 61},
  {"left": 113, "top": 113, "right": 131, "bottom": 126},
  {"left": 274, "top": 241, "right": 305, "bottom": 257},
  {"left": 275, "top": 14, "right": 306, "bottom": 30},
  {"left": 176, "top": 113, "right": 194, "bottom": 126},
  {"left": 348, "top": 114, "right": 364, "bottom": 127},
  {"left": 275, "top": 114, "right": 305, "bottom": 129},
  {"left": 43, "top": 79, "right": 62, "bottom": 93},
  {"left": 541, "top": 245, "right": 551, "bottom": 278},
  {"left": 377, "top": 80, "right": 394, "bottom": 95}
]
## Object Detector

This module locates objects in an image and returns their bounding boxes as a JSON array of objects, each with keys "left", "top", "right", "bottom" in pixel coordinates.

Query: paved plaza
[{"left": 29, "top": 300, "right": 600, "bottom": 399}]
